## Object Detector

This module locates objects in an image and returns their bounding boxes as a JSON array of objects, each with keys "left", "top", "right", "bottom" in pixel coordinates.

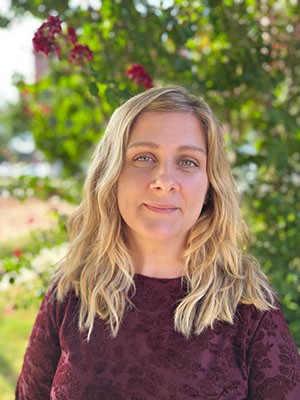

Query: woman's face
[{"left": 117, "top": 111, "right": 209, "bottom": 248}]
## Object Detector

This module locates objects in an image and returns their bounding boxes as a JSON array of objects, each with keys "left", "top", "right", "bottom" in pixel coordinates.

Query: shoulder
[
  {"left": 36, "top": 282, "right": 79, "bottom": 329},
  {"left": 234, "top": 300, "right": 298, "bottom": 350},
  {"left": 236, "top": 300, "right": 296, "bottom": 341},
  {"left": 236, "top": 301, "right": 300, "bottom": 399}
]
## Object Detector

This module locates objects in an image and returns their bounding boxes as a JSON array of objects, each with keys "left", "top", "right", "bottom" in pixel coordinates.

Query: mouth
[{"left": 144, "top": 203, "right": 179, "bottom": 214}]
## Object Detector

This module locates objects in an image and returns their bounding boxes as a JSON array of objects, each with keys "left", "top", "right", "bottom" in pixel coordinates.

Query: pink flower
[
  {"left": 26, "top": 216, "right": 35, "bottom": 224},
  {"left": 126, "top": 64, "right": 153, "bottom": 89},
  {"left": 13, "top": 249, "right": 22, "bottom": 258},
  {"left": 68, "top": 44, "right": 93, "bottom": 65}
]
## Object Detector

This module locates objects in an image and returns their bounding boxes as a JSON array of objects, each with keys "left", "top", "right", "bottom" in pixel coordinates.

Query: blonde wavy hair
[{"left": 55, "top": 86, "right": 275, "bottom": 339}]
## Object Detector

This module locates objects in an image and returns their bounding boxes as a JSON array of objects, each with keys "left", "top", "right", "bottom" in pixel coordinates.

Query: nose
[{"left": 149, "top": 162, "right": 180, "bottom": 192}]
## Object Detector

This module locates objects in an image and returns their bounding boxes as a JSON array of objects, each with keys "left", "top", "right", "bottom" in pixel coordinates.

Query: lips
[{"left": 144, "top": 203, "right": 179, "bottom": 214}]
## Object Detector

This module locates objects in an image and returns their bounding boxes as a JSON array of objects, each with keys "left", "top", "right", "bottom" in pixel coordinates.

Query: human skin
[{"left": 117, "top": 111, "right": 209, "bottom": 277}]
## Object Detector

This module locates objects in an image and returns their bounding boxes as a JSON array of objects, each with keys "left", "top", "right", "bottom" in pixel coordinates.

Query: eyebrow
[{"left": 127, "top": 141, "right": 207, "bottom": 155}]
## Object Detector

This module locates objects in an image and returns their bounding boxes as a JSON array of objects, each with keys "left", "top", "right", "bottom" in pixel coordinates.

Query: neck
[{"left": 127, "top": 234, "right": 186, "bottom": 279}]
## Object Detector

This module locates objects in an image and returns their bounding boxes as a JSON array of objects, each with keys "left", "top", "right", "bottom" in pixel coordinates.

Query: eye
[
  {"left": 179, "top": 158, "right": 199, "bottom": 168},
  {"left": 133, "top": 154, "right": 155, "bottom": 163}
]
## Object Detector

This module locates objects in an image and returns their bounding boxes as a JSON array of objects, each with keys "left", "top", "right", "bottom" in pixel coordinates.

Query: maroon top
[{"left": 16, "top": 274, "right": 300, "bottom": 399}]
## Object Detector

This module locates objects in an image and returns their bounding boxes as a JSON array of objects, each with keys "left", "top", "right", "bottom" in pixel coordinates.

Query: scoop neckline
[{"left": 134, "top": 273, "right": 183, "bottom": 282}]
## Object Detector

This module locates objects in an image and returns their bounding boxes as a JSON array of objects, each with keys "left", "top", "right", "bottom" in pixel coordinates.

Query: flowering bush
[
  {"left": 1, "top": 244, "right": 67, "bottom": 289},
  {"left": 0, "top": 202, "right": 70, "bottom": 307},
  {"left": 33, "top": 15, "right": 93, "bottom": 66},
  {"left": 32, "top": 15, "right": 153, "bottom": 87},
  {"left": 20, "top": 14, "right": 155, "bottom": 177}
]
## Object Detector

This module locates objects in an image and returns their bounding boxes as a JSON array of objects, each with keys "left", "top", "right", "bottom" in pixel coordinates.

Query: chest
[{"left": 50, "top": 307, "right": 250, "bottom": 399}]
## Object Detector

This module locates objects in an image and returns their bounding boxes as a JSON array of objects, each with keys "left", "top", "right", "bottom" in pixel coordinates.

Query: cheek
[
  {"left": 121, "top": 169, "right": 149, "bottom": 192},
  {"left": 188, "top": 176, "right": 208, "bottom": 197},
  {"left": 117, "top": 170, "right": 146, "bottom": 207},
  {"left": 187, "top": 180, "right": 209, "bottom": 223}
]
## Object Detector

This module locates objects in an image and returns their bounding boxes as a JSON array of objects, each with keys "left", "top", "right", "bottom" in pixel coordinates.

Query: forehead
[{"left": 128, "top": 111, "right": 206, "bottom": 145}]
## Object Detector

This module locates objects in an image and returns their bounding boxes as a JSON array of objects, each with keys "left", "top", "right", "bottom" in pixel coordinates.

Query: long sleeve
[
  {"left": 16, "top": 286, "right": 62, "bottom": 399},
  {"left": 247, "top": 303, "right": 300, "bottom": 400}
]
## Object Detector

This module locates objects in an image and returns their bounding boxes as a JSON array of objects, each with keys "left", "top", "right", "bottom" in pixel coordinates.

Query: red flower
[
  {"left": 126, "top": 64, "right": 153, "bottom": 89},
  {"left": 33, "top": 15, "right": 92, "bottom": 66},
  {"left": 67, "top": 26, "right": 78, "bottom": 45},
  {"left": 68, "top": 44, "right": 93, "bottom": 65},
  {"left": 13, "top": 249, "right": 23, "bottom": 258},
  {"left": 33, "top": 29, "right": 60, "bottom": 56},
  {"left": 47, "top": 15, "right": 62, "bottom": 34},
  {"left": 32, "top": 15, "right": 62, "bottom": 57}
]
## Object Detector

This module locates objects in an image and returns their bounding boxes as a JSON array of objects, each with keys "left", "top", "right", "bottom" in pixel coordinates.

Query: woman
[{"left": 16, "top": 86, "right": 300, "bottom": 399}]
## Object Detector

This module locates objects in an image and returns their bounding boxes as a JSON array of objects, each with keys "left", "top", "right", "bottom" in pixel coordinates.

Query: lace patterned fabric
[{"left": 16, "top": 274, "right": 300, "bottom": 399}]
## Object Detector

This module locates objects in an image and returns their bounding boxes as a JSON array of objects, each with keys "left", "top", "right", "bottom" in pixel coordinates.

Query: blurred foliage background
[{"left": 1, "top": 0, "right": 299, "bottom": 354}]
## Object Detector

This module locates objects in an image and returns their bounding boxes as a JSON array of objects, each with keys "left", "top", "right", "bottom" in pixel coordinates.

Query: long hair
[{"left": 55, "top": 86, "right": 275, "bottom": 338}]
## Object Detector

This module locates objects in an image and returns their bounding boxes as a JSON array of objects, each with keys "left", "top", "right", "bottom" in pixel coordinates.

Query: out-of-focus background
[{"left": 0, "top": 0, "right": 299, "bottom": 398}]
